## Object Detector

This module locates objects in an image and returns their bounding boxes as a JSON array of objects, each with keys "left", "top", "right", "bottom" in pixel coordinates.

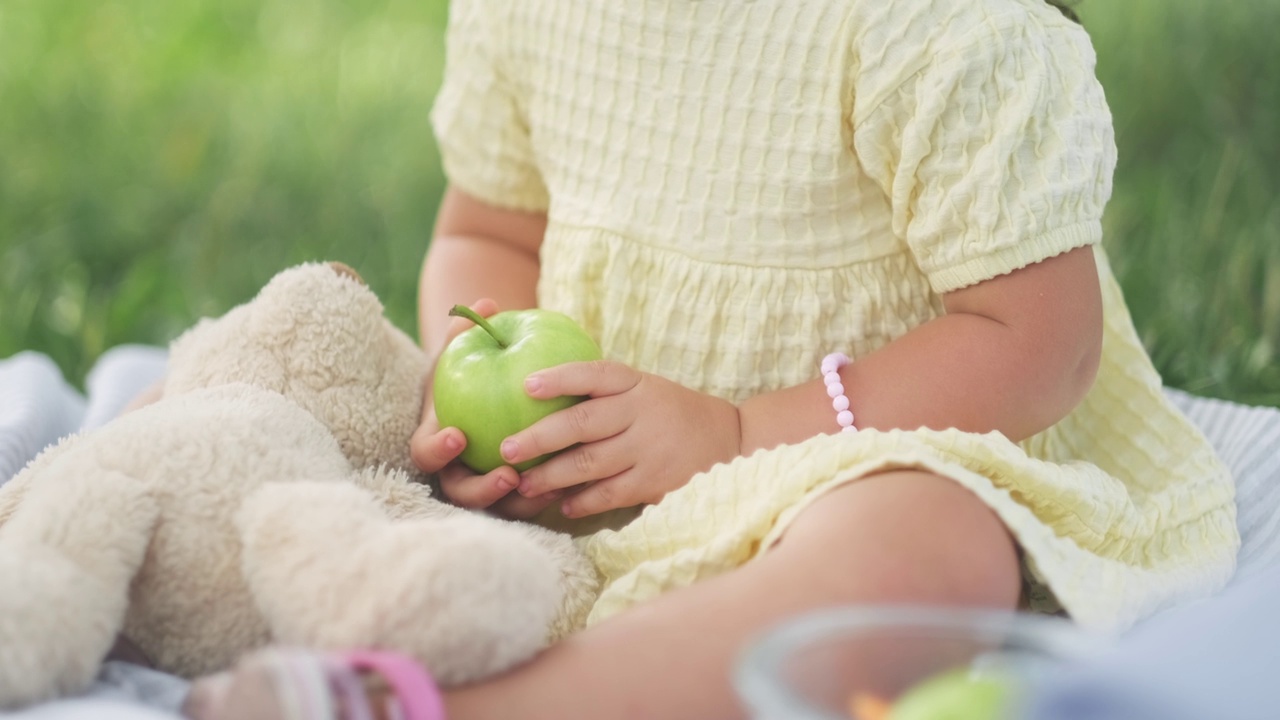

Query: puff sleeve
[
  {"left": 852, "top": 14, "right": 1117, "bottom": 293},
  {"left": 430, "top": 0, "right": 549, "bottom": 212}
]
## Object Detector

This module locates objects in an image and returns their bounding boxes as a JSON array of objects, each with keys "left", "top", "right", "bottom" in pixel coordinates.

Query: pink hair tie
[
  {"left": 342, "top": 650, "right": 446, "bottom": 720},
  {"left": 820, "top": 352, "right": 857, "bottom": 433}
]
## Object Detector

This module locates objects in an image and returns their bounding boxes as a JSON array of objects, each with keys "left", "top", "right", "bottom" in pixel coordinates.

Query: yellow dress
[{"left": 430, "top": 0, "right": 1239, "bottom": 632}]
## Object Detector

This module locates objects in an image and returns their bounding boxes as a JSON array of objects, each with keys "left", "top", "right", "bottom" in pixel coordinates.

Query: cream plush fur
[{"left": 0, "top": 262, "right": 599, "bottom": 709}]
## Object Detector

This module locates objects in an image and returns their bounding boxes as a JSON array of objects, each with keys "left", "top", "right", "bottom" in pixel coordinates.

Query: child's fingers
[
  {"left": 409, "top": 422, "right": 464, "bottom": 474},
  {"left": 525, "top": 360, "right": 642, "bottom": 400},
  {"left": 517, "top": 434, "right": 632, "bottom": 497},
  {"left": 559, "top": 474, "right": 635, "bottom": 519},
  {"left": 437, "top": 463, "right": 519, "bottom": 510},
  {"left": 501, "top": 395, "right": 632, "bottom": 468},
  {"left": 489, "top": 491, "right": 558, "bottom": 521}
]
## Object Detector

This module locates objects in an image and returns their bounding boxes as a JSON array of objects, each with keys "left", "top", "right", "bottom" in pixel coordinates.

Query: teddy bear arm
[
  {"left": 497, "top": 521, "right": 601, "bottom": 641},
  {"left": 0, "top": 435, "right": 83, "bottom": 528},
  {"left": 0, "top": 471, "right": 31, "bottom": 529}
]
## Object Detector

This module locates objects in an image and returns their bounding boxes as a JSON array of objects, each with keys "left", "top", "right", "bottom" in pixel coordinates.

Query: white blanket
[
  {"left": 2, "top": 347, "right": 1278, "bottom": 718},
  {"left": 0, "top": 348, "right": 167, "bottom": 483}
]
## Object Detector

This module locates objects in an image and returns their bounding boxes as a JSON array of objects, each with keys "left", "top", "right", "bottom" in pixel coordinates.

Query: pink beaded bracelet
[{"left": 820, "top": 352, "right": 858, "bottom": 433}]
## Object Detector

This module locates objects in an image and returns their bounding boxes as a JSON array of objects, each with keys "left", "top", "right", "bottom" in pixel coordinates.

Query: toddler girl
[{"left": 186, "top": 0, "right": 1237, "bottom": 717}]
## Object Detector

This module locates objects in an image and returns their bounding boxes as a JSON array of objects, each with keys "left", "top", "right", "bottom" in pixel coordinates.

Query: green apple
[
  {"left": 889, "top": 667, "right": 1015, "bottom": 720},
  {"left": 433, "top": 305, "right": 602, "bottom": 473}
]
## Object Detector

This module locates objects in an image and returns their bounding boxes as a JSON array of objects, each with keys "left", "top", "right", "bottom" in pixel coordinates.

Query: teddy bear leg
[
  {"left": 0, "top": 469, "right": 158, "bottom": 709},
  {"left": 237, "top": 481, "right": 565, "bottom": 686}
]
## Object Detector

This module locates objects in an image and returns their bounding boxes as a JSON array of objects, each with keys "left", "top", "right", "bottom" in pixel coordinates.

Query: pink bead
[
  {"left": 820, "top": 352, "right": 849, "bottom": 374},
  {"left": 820, "top": 351, "right": 857, "bottom": 435}
]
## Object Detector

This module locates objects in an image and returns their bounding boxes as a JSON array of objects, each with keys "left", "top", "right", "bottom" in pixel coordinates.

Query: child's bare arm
[
  {"left": 429, "top": 196, "right": 1103, "bottom": 520},
  {"left": 418, "top": 187, "right": 544, "bottom": 359},
  {"left": 507, "top": 245, "right": 1103, "bottom": 518},
  {"left": 737, "top": 245, "right": 1104, "bottom": 452},
  {"left": 411, "top": 186, "right": 553, "bottom": 517}
]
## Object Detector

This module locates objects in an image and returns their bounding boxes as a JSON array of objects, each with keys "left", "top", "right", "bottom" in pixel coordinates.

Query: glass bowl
[{"left": 734, "top": 606, "right": 1100, "bottom": 720}]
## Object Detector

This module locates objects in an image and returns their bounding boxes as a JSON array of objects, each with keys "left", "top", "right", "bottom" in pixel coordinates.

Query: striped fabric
[
  {"left": 1166, "top": 388, "right": 1280, "bottom": 588},
  {"left": 0, "top": 347, "right": 166, "bottom": 488},
  {"left": 0, "top": 353, "right": 85, "bottom": 485}
]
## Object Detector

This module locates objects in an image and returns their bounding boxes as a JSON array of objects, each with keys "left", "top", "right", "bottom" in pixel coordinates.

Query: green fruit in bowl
[
  {"left": 889, "top": 667, "right": 1014, "bottom": 720},
  {"left": 433, "top": 305, "right": 602, "bottom": 473}
]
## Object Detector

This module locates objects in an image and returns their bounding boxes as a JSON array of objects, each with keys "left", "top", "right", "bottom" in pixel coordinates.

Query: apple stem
[{"left": 449, "top": 305, "right": 508, "bottom": 349}]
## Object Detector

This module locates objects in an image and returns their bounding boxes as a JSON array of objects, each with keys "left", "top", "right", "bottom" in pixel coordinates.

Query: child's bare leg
[
  {"left": 457, "top": 469, "right": 1021, "bottom": 719},
  {"left": 120, "top": 379, "right": 165, "bottom": 414},
  {"left": 187, "top": 470, "right": 1019, "bottom": 720}
]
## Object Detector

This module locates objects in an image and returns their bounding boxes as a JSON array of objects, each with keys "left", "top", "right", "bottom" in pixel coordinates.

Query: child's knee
[{"left": 769, "top": 471, "right": 1021, "bottom": 609}]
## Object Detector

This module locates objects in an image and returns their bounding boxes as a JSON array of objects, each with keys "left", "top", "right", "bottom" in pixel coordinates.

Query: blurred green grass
[
  {"left": 0, "top": 0, "right": 449, "bottom": 377},
  {"left": 1, "top": 0, "right": 1277, "bottom": 405},
  {"left": 1082, "top": 0, "right": 1280, "bottom": 406}
]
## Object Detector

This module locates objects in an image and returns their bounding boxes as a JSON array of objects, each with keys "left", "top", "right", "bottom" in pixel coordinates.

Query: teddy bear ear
[{"left": 327, "top": 261, "right": 365, "bottom": 285}]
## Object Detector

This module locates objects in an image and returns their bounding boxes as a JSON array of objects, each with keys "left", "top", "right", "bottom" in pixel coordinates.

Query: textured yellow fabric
[{"left": 430, "top": 0, "right": 1239, "bottom": 632}]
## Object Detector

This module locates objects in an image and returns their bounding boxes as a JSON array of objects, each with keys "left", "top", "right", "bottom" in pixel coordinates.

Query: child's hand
[
  {"left": 412, "top": 421, "right": 556, "bottom": 519},
  {"left": 409, "top": 299, "right": 553, "bottom": 519},
  {"left": 501, "top": 361, "right": 743, "bottom": 518}
]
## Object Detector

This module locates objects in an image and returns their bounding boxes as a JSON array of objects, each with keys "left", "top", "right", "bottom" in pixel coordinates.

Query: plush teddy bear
[{"left": 0, "top": 262, "right": 599, "bottom": 709}]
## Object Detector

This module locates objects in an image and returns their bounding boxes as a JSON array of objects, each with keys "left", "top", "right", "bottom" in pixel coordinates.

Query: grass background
[{"left": 1, "top": 0, "right": 1277, "bottom": 405}]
